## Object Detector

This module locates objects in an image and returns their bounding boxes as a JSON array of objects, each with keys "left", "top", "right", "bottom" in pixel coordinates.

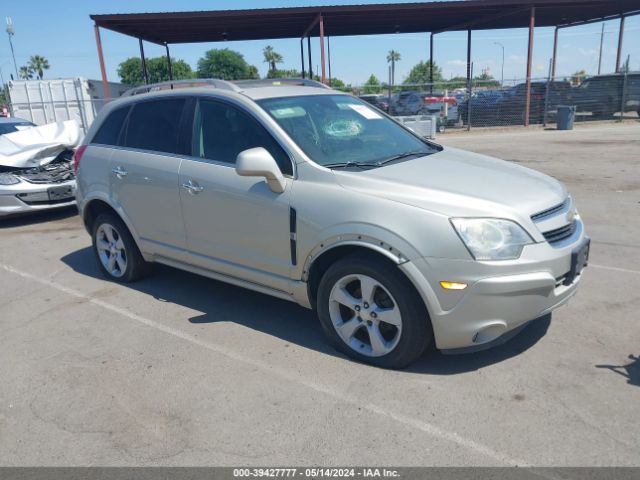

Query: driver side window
[{"left": 191, "top": 99, "right": 293, "bottom": 176}]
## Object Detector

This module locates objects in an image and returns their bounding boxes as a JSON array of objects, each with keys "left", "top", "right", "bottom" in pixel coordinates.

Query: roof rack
[
  {"left": 123, "top": 79, "right": 240, "bottom": 97},
  {"left": 123, "top": 77, "right": 330, "bottom": 97}
]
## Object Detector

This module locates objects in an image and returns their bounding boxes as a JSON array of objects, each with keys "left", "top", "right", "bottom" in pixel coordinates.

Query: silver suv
[{"left": 75, "top": 79, "right": 589, "bottom": 368}]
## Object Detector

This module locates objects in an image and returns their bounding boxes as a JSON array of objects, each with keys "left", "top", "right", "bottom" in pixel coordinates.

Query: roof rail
[
  {"left": 233, "top": 78, "right": 331, "bottom": 89},
  {"left": 123, "top": 77, "right": 331, "bottom": 97},
  {"left": 123, "top": 78, "right": 240, "bottom": 97}
]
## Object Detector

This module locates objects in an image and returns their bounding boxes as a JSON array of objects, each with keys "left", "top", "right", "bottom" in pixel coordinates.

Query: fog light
[{"left": 440, "top": 281, "right": 467, "bottom": 290}]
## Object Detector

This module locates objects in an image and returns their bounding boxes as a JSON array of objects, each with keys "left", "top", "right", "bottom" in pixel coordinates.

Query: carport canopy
[{"left": 90, "top": 0, "right": 640, "bottom": 125}]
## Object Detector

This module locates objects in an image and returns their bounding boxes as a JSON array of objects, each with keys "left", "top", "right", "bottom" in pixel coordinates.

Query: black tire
[
  {"left": 316, "top": 255, "right": 432, "bottom": 369},
  {"left": 91, "top": 213, "right": 151, "bottom": 283}
]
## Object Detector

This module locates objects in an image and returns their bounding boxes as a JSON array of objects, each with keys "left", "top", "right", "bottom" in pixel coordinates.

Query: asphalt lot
[{"left": 1, "top": 122, "right": 639, "bottom": 466}]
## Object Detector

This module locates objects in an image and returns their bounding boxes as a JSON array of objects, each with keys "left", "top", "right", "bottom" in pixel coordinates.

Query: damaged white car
[{"left": 0, "top": 118, "right": 80, "bottom": 217}]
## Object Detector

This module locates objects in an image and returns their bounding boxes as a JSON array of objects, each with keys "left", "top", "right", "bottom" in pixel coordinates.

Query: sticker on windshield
[
  {"left": 270, "top": 106, "right": 306, "bottom": 119},
  {"left": 347, "top": 104, "right": 383, "bottom": 120}
]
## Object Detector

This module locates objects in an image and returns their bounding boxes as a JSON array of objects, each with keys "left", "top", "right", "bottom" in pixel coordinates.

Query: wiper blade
[
  {"left": 323, "top": 161, "right": 378, "bottom": 169},
  {"left": 376, "top": 150, "right": 428, "bottom": 166}
]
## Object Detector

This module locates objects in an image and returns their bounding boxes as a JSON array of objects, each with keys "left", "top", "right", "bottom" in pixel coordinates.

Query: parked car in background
[
  {"left": 0, "top": 118, "right": 79, "bottom": 218},
  {"left": 391, "top": 91, "right": 459, "bottom": 126},
  {"left": 496, "top": 81, "right": 572, "bottom": 124},
  {"left": 459, "top": 89, "right": 506, "bottom": 125},
  {"left": 573, "top": 73, "right": 640, "bottom": 118},
  {"left": 76, "top": 79, "right": 588, "bottom": 368},
  {"left": 359, "top": 94, "right": 390, "bottom": 112}
]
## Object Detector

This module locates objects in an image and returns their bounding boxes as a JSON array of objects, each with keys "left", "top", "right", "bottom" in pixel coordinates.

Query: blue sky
[{"left": 1, "top": 0, "right": 638, "bottom": 86}]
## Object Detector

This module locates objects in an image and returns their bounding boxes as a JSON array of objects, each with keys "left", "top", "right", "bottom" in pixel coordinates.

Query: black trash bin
[{"left": 557, "top": 105, "right": 576, "bottom": 130}]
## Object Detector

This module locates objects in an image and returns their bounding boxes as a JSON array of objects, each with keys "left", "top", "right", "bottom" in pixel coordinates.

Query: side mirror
[{"left": 235, "top": 147, "right": 286, "bottom": 193}]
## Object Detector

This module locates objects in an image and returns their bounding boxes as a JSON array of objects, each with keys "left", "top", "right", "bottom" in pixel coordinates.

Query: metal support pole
[
  {"left": 319, "top": 15, "right": 326, "bottom": 84},
  {"left": 139, "top": 38, "right": 149, "bottom": 85},
  {"left": 300, "top": 38, "right": 306, "bottom": 79},
  {"left": 551, "top": 27, "right": 558, "bottom": 80},
  {"left": 466, "top": 29, "right": 471, "bottom": 88},
  {"left": 307, "top": 36, "right": 312, "bottom": 79},
  {"left": 524, "top": 6, "right": 535, "bottom": 127},
  {"left": 615, "top": 16, "right": 625, "bottom": 72},
  {"left": 165, "top": 44, "right": 173, "bottom": 81},
  {"left": 94, "top": 25, "right": 111, "bottom": 101},
  {"left": 597, "top": 23, "right": 605, "bottom": 75},
  {"left": 429, "top": 33, "right": 434, "bottom": 94},
  {"left": 327, "top": 36, "right": 332, "bottom": 86}
]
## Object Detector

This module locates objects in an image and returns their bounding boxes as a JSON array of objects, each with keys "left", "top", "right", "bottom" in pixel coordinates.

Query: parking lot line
[
  {"left": 0, "top": 261, "right": 528, "bottom": 467},
  {"left": 590, "top": 264, "right": 640, "bottom": 275}
]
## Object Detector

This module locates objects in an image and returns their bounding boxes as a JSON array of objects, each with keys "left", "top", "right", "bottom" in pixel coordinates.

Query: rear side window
[
  {"left": 92, "top": 106, "right": 129, "bottom": 146},
  {"left": 192, "top": 99, "right": 293, "bottom": 175},
  {"left": 124, "top": 99, "right": 187, "bottom": 154}
]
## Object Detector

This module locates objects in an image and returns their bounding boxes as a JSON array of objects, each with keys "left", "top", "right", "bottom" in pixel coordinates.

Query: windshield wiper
[
  {"left": 323, "top": 161, "right": 378, "bottom": 170},
  {"left": 376, "top": 150, "right": 429, "bottom": 166}
]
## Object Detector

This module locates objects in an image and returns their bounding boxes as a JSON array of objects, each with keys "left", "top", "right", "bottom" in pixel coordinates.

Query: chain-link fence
[{"left": 350, "top": 71, "right": 640, "bottom": 130}]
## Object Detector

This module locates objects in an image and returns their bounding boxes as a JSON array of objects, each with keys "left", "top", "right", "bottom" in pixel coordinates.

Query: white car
[{"left": 0, "top": 118, "right": 77, "bottom": 218}]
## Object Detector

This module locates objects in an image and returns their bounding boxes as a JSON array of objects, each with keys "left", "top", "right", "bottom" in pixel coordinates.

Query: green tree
[
  {"left": 27, "top": 55, "right": 49, "bottom": 80},
  {"left": 197, "top": 49, "right": 258, "bottom": 80},
  {"left": 474, "top": 71, "right": 501, "bottom": 87},
  {"left": 362, "top": 74, "right": 382, "bottom": 94},
  {"left": 266, "top": 68, "right": 303, "bottom": 79},
  {"left": 570, "top": 69, "right": 587, "bottom": 86},
  {"left": 117, "top": 57, "right": 194, "bottom": 86},
  {"left": 19, "top": 66, "right": 34, "bottom": 80},
  {"left": 263, "top": 45, "right": 283, "bottom": 74},
  {"left": 403, "top": 60, "right": 443, "bottom": 86},
  {"left": 386, "top": 50, "right": 401, "bottom": 86}
]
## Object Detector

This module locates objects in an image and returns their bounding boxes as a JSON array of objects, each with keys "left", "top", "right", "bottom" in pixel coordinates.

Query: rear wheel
[
  {"left": 92, "top": 213, "right": 151, "bottom": 283},
  {"left": 316, "top": 255, "right": 432, "bottom": 369}
]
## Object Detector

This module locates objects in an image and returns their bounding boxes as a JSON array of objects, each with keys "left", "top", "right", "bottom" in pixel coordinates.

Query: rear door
[
  {"left": 178, "top": 98, "right": 294, "bottom": 293},
  {"left": 110, "top": 97, "right": 190, "bottom": 260}
]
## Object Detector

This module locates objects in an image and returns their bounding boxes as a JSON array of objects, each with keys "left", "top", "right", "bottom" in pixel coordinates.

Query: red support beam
[
  {"left": 524, "top": 6, "right": 535, "bottom": 127},
  {"left": 94, "top": 24, "right": 111, "bottom": 101},
  {"left": 319, "top": 15, "right": 326, "bottom": 84}
]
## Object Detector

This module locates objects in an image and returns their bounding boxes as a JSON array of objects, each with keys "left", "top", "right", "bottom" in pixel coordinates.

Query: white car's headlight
[
  {"left": 0, "top": 173, "right": 20, "bottom": 185},
  {"left": 451, "top": 218, "right": 534, "bottom": 260}
]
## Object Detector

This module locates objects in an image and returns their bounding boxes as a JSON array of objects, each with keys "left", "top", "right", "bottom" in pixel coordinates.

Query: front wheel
[{"left": 316, "top": 255, "right": 432, "bottom": 369}]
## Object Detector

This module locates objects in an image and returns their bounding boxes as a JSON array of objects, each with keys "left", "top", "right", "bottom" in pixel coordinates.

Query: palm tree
[
  {"left": 19, "top": 66, "right": 34, "bottom": 80},
  {"left": 28, "top": 55, "right": 50, "bottom": 80},
  {"left": 387, "top": 50, "right": 401, "bottom": 86},
  {"left": 262, "top": 45, "right": 283, "bottom": 73}
]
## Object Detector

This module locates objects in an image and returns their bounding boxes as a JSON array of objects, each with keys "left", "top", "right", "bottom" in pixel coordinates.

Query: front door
[{"left": 179, "top": 99, "right": 294, "bottom": 293}]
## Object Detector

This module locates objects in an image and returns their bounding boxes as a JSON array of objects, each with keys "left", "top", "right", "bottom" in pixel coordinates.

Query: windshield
[{"left": 257, "top": 94, "right": 438, "bottom": 167}]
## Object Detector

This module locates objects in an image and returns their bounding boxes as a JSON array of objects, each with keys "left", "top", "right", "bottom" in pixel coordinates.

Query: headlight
[
  {"left": 0, "top": 173, "right": 20, "bottom": 185},
  {"left": 451, "top": 218, "right": 534, "bottom": 260}
]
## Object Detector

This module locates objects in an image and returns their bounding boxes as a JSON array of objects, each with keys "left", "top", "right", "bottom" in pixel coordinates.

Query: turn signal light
[{"left": 440, "top": 281, "right": 468, "bottom": 290}]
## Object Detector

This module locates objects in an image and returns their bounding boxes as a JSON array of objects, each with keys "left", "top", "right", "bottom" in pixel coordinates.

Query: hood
[{"left": 333, "top": 146, "right": 567, "bottom": 219}]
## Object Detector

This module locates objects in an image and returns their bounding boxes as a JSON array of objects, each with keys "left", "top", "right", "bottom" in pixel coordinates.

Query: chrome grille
[
  {"left": 543, "top": 220, "right": 577, "bottom": 244},
  {"left": 531, "top": 197, "right": 570, "bottom": 222}
]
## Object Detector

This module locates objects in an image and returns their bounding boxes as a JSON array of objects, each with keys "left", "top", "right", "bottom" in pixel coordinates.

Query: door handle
[
  {"left": 112, "top": 166, "right": 128, "bottom": 178},
  {"left": 182, "top": 179, "right": 204, "bottom": 194}
]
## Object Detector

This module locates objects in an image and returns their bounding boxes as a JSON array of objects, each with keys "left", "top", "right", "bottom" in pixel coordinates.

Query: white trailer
[{"left": 7, "top": 78, "right": 129, "bottom": 133}]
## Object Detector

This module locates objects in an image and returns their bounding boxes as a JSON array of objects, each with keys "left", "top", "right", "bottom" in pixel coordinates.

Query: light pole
[
  {"left": 6, "top": 17, "right": 18, "bottom": 79},
  {"left": 494, "top": 41, "right": 504, "bottom": 87}
]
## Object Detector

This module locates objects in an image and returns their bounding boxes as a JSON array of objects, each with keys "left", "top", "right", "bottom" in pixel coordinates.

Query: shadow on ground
[
  {"left": 596, "top": 355, "right": 640, "bottom": 387},
  {"left": 61, "top": 246, "right": 550, "bottom": 374},
  {"left": 0, "top": 206, "right": 77, "bottom": 229}
]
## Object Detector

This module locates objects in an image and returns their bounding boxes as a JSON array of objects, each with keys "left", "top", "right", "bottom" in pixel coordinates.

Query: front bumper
[
  {"left": 400, "top": 220, "right": 588, "bottom": 351},
  {"left": 0, "top": 180, "right": 76, "bottom": 217}
]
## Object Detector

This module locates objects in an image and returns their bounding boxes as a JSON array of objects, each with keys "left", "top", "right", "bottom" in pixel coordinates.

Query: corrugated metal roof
[{"left": 91, "top": 0, "right": 639, "bottom": 45}]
